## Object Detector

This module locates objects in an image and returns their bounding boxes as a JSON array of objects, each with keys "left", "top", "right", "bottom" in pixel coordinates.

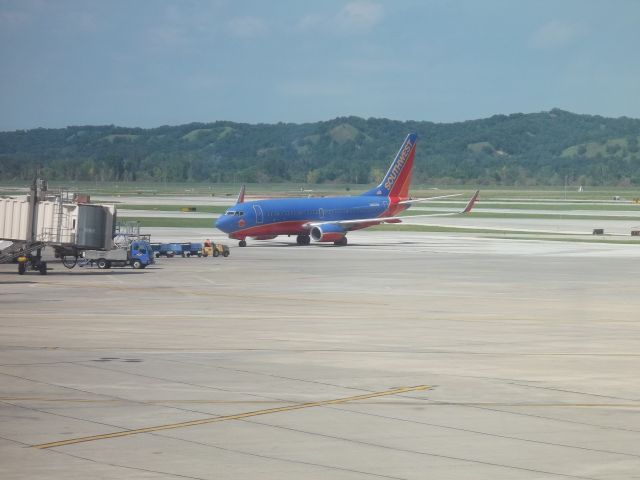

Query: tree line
[{"left": 1, "top": 109, "right": 640, "bottom": 186}]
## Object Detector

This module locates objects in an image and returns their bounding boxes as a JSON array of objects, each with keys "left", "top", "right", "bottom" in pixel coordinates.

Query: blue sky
[{"left": 1, "top": 0, "right": 639, "bottom": 130}]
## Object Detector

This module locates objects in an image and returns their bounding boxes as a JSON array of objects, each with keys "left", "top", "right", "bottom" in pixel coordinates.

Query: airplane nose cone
[{"left": 215, "top": 215, "right": 228, "bottom": 231}]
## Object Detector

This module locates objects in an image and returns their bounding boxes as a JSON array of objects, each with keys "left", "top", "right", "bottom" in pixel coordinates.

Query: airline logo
[{"left": 384, "top": 140, "right": 413, "bottom": 191}]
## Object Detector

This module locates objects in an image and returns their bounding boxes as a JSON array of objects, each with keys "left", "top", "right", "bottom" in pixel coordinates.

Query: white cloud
[
  {"left": 529, "top": 20, "right": 587, "bottom": 49},
  {"left": 296, "top": 2, "right": 383, "bottom": 35},
  {"left": 143, "top": 3, "right": 223, "bottom": 50},
  {"left": 296, "top": 13, "right": 325, "bottom": 31},
  {"left": 335, "top": 1, "right": 384, "bottom": 32},
  {"left": 227, "top": 16, "right": 268, "bottom": 38}
]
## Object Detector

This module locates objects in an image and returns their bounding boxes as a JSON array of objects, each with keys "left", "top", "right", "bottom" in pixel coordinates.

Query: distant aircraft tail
[
  {"left": 361, "top": 133, "right": 417, "bottom": 199},
  {"left": 236, "top": 185, "right": 246, "bottom": 204}
]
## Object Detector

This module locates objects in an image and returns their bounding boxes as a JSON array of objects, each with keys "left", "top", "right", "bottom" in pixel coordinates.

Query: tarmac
[{"left": 1, "top": 231, "right": 640, "bottom": 479}]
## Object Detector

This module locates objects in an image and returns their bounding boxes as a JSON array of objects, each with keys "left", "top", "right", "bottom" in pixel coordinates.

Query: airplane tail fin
[
  {"left": 236, "top": 185, "right": 246, "bottom": 204},
  {"left": 361, "top": 133, "right": 417, "bottom": 199},
  {"left": 462, "top": 190, "right": 479, "bottom": 213}
]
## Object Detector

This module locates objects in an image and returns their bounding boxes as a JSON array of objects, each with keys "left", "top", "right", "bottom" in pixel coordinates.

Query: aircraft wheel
[
  {"left": 239, "top": 240, "right": 247, "bottom": 247},
  {"left": 334, "top": 237, "right": 348, "bottom": 246}
]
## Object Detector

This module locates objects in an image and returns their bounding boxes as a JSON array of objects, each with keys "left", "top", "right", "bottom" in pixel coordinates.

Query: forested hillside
[{"left": 2, "top": 109, "right": 640, "bottom": 186}]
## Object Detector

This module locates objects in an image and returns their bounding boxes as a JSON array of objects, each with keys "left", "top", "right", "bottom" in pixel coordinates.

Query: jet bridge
[{"left": 0, "top": 177, "right": 116, "bottom": 274}]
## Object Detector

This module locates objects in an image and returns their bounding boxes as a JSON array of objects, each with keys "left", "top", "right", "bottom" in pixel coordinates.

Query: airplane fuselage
[{"left": 215, "top": 195, "right": 409, "bottom": 240}]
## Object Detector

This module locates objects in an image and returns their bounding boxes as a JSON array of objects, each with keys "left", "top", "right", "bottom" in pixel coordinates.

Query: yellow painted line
[{"left": 33, "top": 385, "right": 429, "bottom": 449}]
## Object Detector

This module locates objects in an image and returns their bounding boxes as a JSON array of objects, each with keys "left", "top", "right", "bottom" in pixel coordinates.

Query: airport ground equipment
[
  {"left": 83, "top": 239, "right": 154, "bottom": 269},
  {"left": 180, "top": 242, "right": 203, "bottom": 257},
  {"left": 203, "top": 243, "right": 230, "bottom": 258},
  {"left": 0, "top": 177, "right": 116, "bottom": 274},
  {"left": 151, "top": 243, "right": 183, "bottom": 258}
]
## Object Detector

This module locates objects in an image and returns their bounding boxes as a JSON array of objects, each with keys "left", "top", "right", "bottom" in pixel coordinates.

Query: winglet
[
  {"left": 236, "top": 185, "right": 246, "bottom": 204},
  {"left": 462, "top": 190, "right": 479, "bottom": 213}
]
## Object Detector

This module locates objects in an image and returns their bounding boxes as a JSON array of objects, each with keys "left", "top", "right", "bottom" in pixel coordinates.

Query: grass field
[
  {"left": 121, "top": 217, "right": 214, "bottom": 228},
  {"left": 2, "top": 181, "right": 639, "bottom": 201},
  {"left": 118, "top": 204, "right": 228, "bottom": 214}
]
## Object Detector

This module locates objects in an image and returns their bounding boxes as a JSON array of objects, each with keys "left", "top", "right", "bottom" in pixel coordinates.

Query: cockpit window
[
  {"left": 234, "top": 211, "right": 243, "bottom": 216},
  {"left": 226, "top": 211, "right": 235, "bottom": 216}
]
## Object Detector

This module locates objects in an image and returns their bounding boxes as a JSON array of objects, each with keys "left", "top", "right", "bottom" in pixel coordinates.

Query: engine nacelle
[{"left": 310, "top": 224, "right": 346, "bottom": 242}]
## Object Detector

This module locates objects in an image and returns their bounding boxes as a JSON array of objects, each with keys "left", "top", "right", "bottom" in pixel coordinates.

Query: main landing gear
[
  {"left": 296, "top": 235, "right": 311, "bottom": 246},
  {"left": 333, "top": 237, "right": 348, "bottom": 246},
  {"left": 238, "top": 240, "right": 247, "bottom": 247}
]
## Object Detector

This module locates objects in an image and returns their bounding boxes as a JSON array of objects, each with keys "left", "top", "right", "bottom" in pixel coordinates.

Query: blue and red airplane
[{"left": 215, "top": 133, "right": 479, "bottom": 246}]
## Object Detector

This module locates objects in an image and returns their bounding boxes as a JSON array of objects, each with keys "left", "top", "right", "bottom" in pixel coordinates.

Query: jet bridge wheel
[
  {"left": 61, "top": 256, "right": 78, "bottom": 269},
  {"left": 97, "top": 259, "right": 109, "bottom": 269}
]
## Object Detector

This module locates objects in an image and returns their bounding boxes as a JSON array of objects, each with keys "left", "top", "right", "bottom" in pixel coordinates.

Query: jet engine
[{"left": 310, "top": 223, "right": 346, "bottom": 242}]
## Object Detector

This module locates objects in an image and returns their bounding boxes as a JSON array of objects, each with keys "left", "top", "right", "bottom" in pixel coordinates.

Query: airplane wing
[
  {"left": 397, "top": 193, "right": 461, "bottom": 204},
  {"left": 304, "top": 191, "right": 479, "bottom": 231}
]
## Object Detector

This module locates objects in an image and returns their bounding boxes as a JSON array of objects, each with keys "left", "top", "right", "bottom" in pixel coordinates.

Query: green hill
[{"left": 2, "top": 109, "right": 640, "bottom": 186}]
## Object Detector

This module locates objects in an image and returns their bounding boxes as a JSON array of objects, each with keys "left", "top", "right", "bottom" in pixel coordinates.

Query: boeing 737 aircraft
[{"left": 215, "top": 133, "right": 479, "bottom": 246}]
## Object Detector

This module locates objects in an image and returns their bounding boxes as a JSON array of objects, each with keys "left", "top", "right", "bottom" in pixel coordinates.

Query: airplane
[{"left": 215, "top": 133, "right": 479, "bottom": 247}]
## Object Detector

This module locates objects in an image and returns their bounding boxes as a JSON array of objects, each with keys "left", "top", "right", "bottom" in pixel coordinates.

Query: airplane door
[
  {"left": 253, "top": 205, "right": 264, "bottom": 224},
  {"left": 319, "top": 208, "right": 324, "bottom": 219}
]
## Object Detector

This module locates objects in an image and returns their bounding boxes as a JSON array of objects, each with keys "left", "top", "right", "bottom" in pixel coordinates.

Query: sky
[{"left": 1, "top": 0, "right": 639, "bottom": 131}]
